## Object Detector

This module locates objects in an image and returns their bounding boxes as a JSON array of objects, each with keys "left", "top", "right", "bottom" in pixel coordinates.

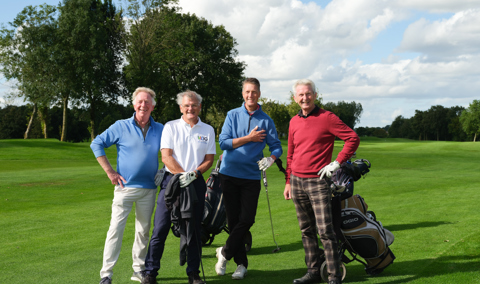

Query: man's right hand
[
  {"left": 248, "top": 126, "right": 266, "bottom": 142},
  {"left": 107, "top": 171, "right": 127, "bottom": 188},
  {"left": 284, "top": 184, "right": 292, "bottom": 200}
]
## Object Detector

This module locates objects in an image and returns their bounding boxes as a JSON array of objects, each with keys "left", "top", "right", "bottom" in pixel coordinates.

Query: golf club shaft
[{"left": 262, "top": 170, "right": 280, "bottom": 250}]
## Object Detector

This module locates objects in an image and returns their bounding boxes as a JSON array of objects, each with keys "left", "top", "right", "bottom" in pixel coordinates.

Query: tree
[
  {"left": 259, "top": 98, "right": 290, "bottom": 138},
  {"left": 57, "top": 0, "right": 125, "bottom": 140},
  {"left": 0, "top": 4, "right": 59, "bottom": 139},
  {"left": 412, "top": 110, "right": 427, "bottom": 140},
  {"left": 123, "top": 2, "right": 245, "bottom": 124},
  {"left": 460, "top": 100, "right": 480, "bottom": 142},
  {"left": 424, "top": 105, "right": 449, "bottom": 141},
  {"left": 323, "top": 100, "right": 363, "bottom": 129},
  {"left": 0, "top": 105, "right": 42, "bottom": 139},
  {"left": 447, "top": 106, "right": 467, "bottom": 141}
]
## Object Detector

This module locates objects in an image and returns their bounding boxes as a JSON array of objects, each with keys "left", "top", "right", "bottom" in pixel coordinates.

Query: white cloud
[
  {"left": 3, "top": 0, "right": 480, "bottom": 128},
  {"left": 395, "top": 0, "right": 480, "bottom": 13},
  {"left": 398, "top": 9, "right": 480, "bottom": 60}
]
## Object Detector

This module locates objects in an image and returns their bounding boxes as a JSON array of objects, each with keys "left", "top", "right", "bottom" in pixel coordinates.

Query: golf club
[{"left": 261, "top": 170, "right": 281, "bottom": 253}]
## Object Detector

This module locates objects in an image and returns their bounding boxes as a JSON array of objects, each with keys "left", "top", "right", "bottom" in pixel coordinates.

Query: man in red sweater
[{"left": 284, "top": 79, "right": 359, "bottom": 284}]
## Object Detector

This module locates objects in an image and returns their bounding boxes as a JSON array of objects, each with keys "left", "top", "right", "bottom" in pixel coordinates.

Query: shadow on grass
[
  {"left": 386, "top": 221, "right": 453, "bottom": 232},
  {"left": 201, "top": 240, "right": 304, "bottom": 259},
  {"left": 345, "top": 254, "right": 480, "bottom": 283},
  {"left": 156, "top": 268, "right": 310, "bottom": 284}
]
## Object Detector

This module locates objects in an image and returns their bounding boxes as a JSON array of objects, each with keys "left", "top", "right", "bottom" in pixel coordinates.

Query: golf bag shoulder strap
[{"left": 275, "top": 158, "right": 286, "bottom": 174}]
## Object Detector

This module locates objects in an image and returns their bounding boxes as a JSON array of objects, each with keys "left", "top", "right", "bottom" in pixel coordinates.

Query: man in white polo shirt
[{"left": 142, "top": 90, "right": 216, "bottom": 284}]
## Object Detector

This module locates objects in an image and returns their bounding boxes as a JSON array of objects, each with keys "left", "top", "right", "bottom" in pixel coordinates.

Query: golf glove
[
  {"left": 179, "top": 171, "right": 197, "bottom": 187},
  {"left": 154, "top": 168, "right": 166, "bottom": 186},
  {"left": 257, "top": 157, "right": 274, "bottom": 171},
  {"left": 317, "top": 160, "right": 340, "bottom": 180}
]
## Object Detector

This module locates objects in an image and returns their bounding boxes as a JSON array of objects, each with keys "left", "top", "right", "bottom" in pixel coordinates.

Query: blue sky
[{"left": 2, "top": 0, "right": 480, "bottom": 128}]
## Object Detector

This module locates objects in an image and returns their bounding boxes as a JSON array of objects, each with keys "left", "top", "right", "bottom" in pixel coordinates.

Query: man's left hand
[
  {"left": 179, "top": 171, "right": 197, "bottom": 187},
  {"left": 257, "top": 157, "right": 274, "bottom": 171},
  {"left": 317, "top": 160, "right": 340, "bottom": 179}
]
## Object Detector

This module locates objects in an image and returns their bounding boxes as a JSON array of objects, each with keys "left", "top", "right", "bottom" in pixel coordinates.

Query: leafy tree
[
  {"left": 123, "top": 2, "right": 245, "bottom": 124},
  {"left": 447, "top": 106, "right": 467, "bottom": 141},
  {"left": 460, "top": 100, "right": 480, "bottom": 142},
  {"left": 412, "top": 110, "right": 427, "bottom": 140},
  {"left": 425, "top": 105, "right": 449, "bottom": 141},
  {"left": 0, "top": 105, "right": 42, "bottom": 139},
  {"left": 57, "top": 0, "right": 125, "bottom": 140},
  {"left": 259, "top": 98, "right": 290, "bottom": 138},
  {"left": 323, "top": 100, "right": 363, "bottom": 129},
  {"left": 0, "top": 4, "right": 59, "bottom": 139}
]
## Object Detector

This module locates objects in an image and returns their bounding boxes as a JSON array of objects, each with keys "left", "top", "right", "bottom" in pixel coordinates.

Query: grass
[{"left": 1, "top": 138, "right": 480, "bottom": 283}]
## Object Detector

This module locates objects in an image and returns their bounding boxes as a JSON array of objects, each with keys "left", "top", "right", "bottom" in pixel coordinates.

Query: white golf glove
[
  {"left": 257, "top": 157, "right": 275, "bottom": 171},
  {"left": 179, "top": 171, "right": 197, "bottom": 187},
  {"left": 154, "top": 168, "right": 166, "bottom": 186},
  {"left": 317, "top": 160, "right": 341, "bottom": 180}
]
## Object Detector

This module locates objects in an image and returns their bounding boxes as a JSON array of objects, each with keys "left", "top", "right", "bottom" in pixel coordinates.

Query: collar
[
  {"left": 132, "top": 112, "right": 152, "bottom": 126},
  {"left": 181, "top": 115, "right": 201, "bottom": 127},
  {"left": 298, "top": 105, "right": 320, "bottom": 118},
  {"left": 243, "top": 103, "right": 260, "bottom": 115}
]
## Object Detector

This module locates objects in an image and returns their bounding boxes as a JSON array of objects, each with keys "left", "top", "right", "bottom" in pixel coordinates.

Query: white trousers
[{"left": 100, "top": 186, "right": 157, "bottom": 279}]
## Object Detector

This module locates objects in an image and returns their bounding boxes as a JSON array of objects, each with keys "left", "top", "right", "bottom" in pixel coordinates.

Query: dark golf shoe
[{"left": 293, "top": 272, "right": 321, "bottom": 284}]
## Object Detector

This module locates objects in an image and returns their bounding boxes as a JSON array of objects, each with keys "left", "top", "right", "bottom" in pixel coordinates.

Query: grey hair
[
  {"left": 132, "top": 87, "right": 156, "bottom": 106},
  {"left": 176, "top": 90, "right": 203, "bottom": 105},
  {"left": 292, "top": 79, "right": 316, "bottom": 95}
]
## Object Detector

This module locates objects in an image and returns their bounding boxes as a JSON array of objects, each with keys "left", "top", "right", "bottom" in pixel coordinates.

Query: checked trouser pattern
[{"left": 290, "top": 174, "right": 341, "bottom": 281}]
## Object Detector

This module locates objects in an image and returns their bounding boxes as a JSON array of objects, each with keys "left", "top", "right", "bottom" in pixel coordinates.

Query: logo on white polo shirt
[{"left": 197, "top": 135, "right": 208, "bottom": 143}]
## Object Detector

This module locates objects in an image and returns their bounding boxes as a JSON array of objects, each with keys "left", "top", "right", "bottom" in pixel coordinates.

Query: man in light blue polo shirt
[
  {"left": 142, "top": 90, "right": 216, "bottom": 284},
  {"left": 91, "top": 87, "right": 164, "bottom": 284},
  {"left": 215, "top": 77, "right": 283, "bottom": 280}
]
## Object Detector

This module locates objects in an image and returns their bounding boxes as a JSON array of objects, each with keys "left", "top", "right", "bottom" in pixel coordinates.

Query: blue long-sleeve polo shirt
[
  {"left": 219, "top": 104, "right": 282, "bottom": 180},
  {"left": 90, "top": 113, "right": 164, "bottom": 189}
]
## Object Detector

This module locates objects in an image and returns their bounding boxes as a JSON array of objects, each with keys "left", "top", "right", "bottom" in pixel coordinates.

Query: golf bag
[
  {"left": 340, "top": 194, "right": 395, "bottom": 275},
  {"left": 201, "top": 157, "right": 229, "bottom": 246}
]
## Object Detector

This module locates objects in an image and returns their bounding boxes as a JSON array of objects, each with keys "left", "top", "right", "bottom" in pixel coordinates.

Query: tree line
[
  {"left": 1, "top": 0, "right": 478, "bottom": 142},
  {"left": 0, "top": 0, "right": 245, "bottom": 141}
]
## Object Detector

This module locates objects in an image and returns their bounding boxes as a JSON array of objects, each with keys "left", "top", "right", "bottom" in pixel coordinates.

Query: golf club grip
[{"left": 262, "top": 170, "right": 268, "bottom": 187}]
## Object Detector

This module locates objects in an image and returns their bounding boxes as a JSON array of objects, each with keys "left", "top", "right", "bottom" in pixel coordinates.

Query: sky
[{"left": 1, "top": 0, "right": 480, "bottom": 127}]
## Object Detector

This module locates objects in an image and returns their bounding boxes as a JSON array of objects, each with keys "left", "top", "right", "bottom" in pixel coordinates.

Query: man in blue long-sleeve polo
[
  {"left": 214, "top": 77, "right": 283, "bottom": 280},
  {"left": 91, "top": 87, "right": 164, "bottom": 284}
]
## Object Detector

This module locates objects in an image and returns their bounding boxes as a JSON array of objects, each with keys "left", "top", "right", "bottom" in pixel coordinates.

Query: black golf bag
[
  {"left": 201, "top": 157, "right": 229, "bottom": 246},
  {"left": 331, "top": 158, "right": 395, "bottom": 276}
]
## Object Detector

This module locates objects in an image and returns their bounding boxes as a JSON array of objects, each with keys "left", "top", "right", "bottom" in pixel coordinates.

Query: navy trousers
[{"left": 144, "top": 174, "right": 206, "bottom": 276}]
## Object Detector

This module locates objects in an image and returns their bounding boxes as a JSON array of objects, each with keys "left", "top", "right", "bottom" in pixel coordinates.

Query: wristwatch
[{"left": 195, "top": 170, "right": 202, "bottom": 178}]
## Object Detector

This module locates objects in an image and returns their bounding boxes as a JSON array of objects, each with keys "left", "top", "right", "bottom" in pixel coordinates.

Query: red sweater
[{"left": 286, "top": 107, "right": 360, "bottom": 184}]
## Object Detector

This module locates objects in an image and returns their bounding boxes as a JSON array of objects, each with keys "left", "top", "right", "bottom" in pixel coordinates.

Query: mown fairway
[{"left": 1, "top": 138, "right": 479, "bottom": 284}]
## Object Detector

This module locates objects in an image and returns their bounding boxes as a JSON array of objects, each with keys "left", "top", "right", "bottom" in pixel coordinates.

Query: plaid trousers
[{"left": 290, "top": 174, "right": 341, "bottom": 281}]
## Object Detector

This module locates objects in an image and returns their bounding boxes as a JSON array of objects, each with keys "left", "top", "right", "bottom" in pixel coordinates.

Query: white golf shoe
[
  {"left": 232, "top": 264, "right": 247, "bottom": 280},
  {"left": 215, "top": 247, "right": 228, "bottom": 275}
]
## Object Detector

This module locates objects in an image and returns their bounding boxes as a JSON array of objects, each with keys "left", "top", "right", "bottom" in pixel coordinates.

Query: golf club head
[{"left": 272, "top": 247, "right": 281, "bottom": 253}]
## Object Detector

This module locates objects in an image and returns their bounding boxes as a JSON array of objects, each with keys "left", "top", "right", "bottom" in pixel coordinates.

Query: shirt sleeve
[
  {"left": 90, "top": 121, "right": 122, "bottom": 158},
  {"left": 218, "top": 112, "right": 234, "bottom": 150},
  {"left": 160, "top": 123, "right": 174, "bottom": 150},
  {"left": 328, "top": 113, "right": 360, "bottom": 164}
]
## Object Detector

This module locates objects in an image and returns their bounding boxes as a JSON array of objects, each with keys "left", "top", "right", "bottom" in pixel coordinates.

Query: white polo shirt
[{"left": 161, "top": 116, "right": 216, "bottom": 173}]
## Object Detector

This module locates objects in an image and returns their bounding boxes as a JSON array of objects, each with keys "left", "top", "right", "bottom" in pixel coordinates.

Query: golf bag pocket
[
  {"left": 365, "top": 246, "right": 396, "bottom": 275},
  {"left": 341, "top": 215, "right": 388, "bottom": 259}
]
